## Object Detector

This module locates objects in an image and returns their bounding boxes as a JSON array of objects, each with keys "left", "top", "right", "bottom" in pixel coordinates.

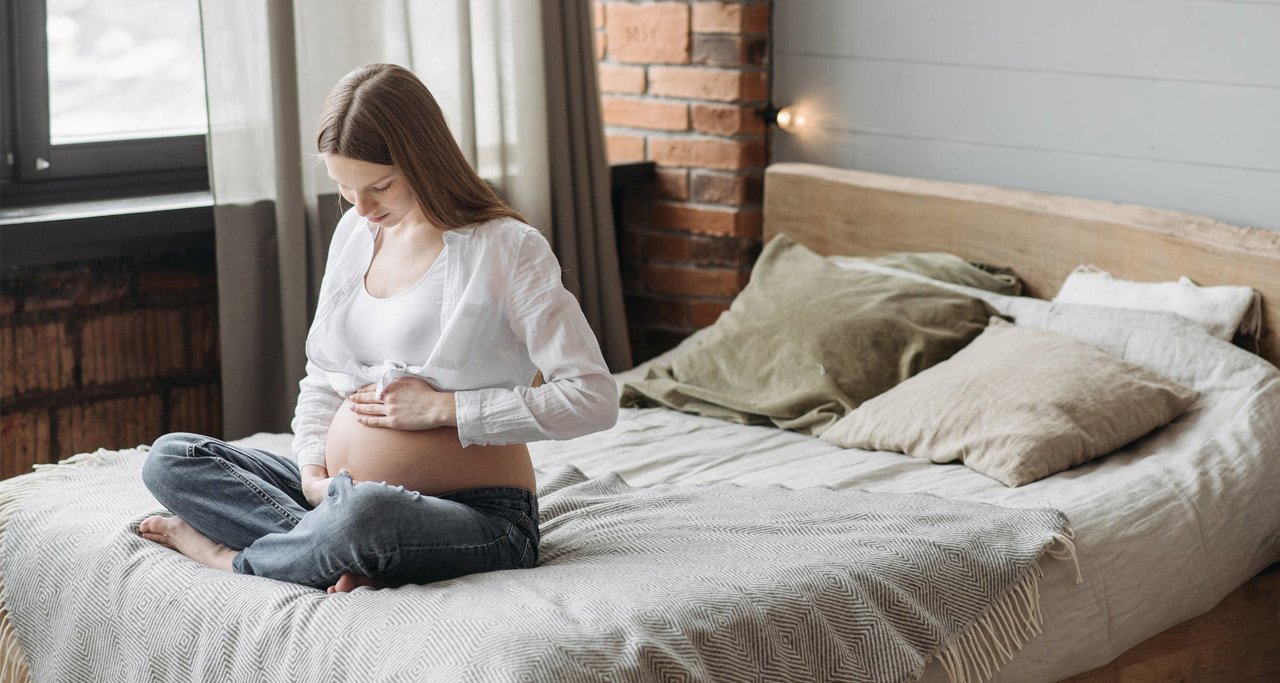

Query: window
[{"left": 1, "top": 0, "right": 209, "bottom": 207}]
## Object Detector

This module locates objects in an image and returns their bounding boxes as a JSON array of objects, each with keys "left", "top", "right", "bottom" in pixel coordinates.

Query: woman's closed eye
[{"left": 336, "top": 182, "right": 390, "bottom": 193}]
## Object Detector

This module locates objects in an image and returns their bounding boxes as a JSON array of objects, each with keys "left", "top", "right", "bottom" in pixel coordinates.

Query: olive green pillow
[
  {"left": 852, "top": 252, "right": 1023, "bottom": 296},
  {"left": 620, "top": 235, "right": 997, "bottom": 434},
  {"left": 821, "top": 318, "right": 1200, "bottom": 486}
]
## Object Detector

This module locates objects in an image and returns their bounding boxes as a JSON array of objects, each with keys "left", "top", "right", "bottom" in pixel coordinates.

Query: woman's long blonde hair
[{"left": 317, "top": 63, "right": 525, "bottom": 229}]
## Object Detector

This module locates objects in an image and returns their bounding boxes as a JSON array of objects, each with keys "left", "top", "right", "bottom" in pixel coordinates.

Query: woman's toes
[
  {"left": 329, "top": 572, "right": 381, "bottom": 593},
  {"left": 140, "top": 514, "right": 175, "bottom": 534},
  {"left": 136, "top": 516, "right": 234, "bottom": 571},
  {"left": 139, "top": 515, "right": 174, "bottom": 544}
]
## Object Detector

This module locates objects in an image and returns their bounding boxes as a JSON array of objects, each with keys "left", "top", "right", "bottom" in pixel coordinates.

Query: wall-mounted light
[
  {"left": 775, "top": 107, "right": 805, "bottom": 131},
  {"left": 758, "top": 104, "right": 806, "bottom": 132}
]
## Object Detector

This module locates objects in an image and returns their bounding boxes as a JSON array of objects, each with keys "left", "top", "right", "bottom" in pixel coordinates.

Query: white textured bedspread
[
  {"left": 1, "top": 456, "right": 1072, "bottom": 683},
  {"left": 539, "top": 283, "right": 1280, "bottom": 682},
  {"left": 2, "top": 455, "right": 1080, "bottom": 683}
]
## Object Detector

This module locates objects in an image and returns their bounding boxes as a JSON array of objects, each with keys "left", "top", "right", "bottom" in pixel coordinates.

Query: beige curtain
[
  {"left": 201, "top": 0, "right": 631, "bottom": 440},
  {"left": 540, "top": 1, "right": 632, "bottom": 372}
]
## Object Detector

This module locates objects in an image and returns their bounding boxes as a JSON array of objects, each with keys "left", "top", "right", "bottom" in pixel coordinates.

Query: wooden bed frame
[{"left": 763, "top": 162, "right": 1280, "bottom": 682}]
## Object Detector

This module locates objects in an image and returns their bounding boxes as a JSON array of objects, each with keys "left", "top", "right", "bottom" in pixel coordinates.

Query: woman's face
[{"left": 323, "top": 154, "right": 424, "bottom": 229}]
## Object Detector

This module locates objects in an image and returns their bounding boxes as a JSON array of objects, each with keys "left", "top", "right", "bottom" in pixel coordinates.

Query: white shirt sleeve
[
  {"left": 453, "top": 228, "right": 619, "bottom": 446},
  {"left": 290, "top": 358, "right": 344, "bottom": 470},
  {"left": 289, "top": 208, "right": 357, "bottom": 470}
]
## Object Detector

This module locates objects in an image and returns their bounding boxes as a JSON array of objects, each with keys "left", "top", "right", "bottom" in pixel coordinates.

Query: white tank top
[{"left": 340, "top": 256, "right": 446, "bottom": 366}]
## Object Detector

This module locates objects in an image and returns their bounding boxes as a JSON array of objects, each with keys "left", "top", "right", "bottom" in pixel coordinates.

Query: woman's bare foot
[
  {"left": 326, "top": 572, "right": 385, "bottom": 594},
  {"left": 138, "top": 515, "right": 236, "bottom": 572}
]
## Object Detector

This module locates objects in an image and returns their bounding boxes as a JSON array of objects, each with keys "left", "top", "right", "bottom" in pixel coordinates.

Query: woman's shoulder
[
  {"left": 454, "top": 217, "right": 548, "bottom": 262},
  {"left": 452, "top": 218, "right": 563, "bottom": 291},
  {"left": 464, "top": 216, "right": 540, "bottom": 245}
]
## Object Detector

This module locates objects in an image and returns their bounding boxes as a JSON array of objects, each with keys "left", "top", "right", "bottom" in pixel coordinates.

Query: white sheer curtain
[{"left": 201, "top": 0, "right": 629, "bottom": 440}]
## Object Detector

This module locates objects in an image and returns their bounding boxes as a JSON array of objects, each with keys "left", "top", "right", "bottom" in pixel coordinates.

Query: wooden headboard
[{"left": 762, "top": 163, "right": 1280, "bottom": 367}]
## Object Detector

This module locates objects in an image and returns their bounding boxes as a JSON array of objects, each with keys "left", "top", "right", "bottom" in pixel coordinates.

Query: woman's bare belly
[{"left": 323, "top": 396, "right": 535, "bottom": 496}]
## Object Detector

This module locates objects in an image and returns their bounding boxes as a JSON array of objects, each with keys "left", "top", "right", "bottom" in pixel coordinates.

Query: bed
[{"left": 1, "top": 162, "right": 1277, "bottom": 682}]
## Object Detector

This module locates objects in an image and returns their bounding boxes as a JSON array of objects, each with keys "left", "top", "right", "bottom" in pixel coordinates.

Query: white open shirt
[{"left": 290, "top": 208, "right": 619, "bottom": 470}]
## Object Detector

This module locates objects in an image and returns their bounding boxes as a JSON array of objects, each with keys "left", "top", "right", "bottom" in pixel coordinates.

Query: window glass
[{"left": 46, "top": 0, "right": 206, "bottom": 145}]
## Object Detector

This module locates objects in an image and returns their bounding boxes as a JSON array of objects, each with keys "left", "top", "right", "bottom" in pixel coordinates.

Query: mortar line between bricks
[
  {"left": 632, "top": 226, "right": 759, "bottom": 238},
  {"left": 642, "top": 167, "right": 764, "bottom": 178},
  {"left": 607, "top": 127, "right": 767, "bottom": 142}
]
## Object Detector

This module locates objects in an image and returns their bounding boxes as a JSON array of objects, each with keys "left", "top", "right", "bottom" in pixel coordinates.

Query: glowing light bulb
[{"left": 775, "top": 107, "right": 806, "bottom": 131}]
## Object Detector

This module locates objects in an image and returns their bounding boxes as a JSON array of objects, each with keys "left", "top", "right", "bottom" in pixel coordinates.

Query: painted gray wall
[{"left": 772, "top": 0, "right": 1280, "bottom": 231}]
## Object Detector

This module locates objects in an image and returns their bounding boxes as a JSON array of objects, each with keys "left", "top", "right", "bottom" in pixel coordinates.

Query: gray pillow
[{"left": 821, "top": 318, "right": 1200, "bottom": 486}]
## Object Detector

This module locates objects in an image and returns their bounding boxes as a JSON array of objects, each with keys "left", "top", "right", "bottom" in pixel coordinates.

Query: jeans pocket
[
  {"left": 513, "top": 537, "right": 534, "bottom": 568},
  {"left": 510, "top": 512, "right": 537, "bottom": 569}
]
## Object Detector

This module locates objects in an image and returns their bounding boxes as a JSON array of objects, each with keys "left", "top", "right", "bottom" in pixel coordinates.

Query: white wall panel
[
  {"left": 774, "top": 130, "right": 1280, "bottom": 232},
  {"left": 772, "top": 0, "right": 1280, "bottom": 231},
  {"left": 775, "top": 54, "right": 1280, "bottom": 172},
  {"left": 775, "top": 0, "right": 1280, "bottom": 87}
]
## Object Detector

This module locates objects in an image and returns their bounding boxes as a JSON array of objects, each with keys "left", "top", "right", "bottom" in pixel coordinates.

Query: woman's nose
[{"left": 354, "top": 193, "right": 378, "bottom": 216}]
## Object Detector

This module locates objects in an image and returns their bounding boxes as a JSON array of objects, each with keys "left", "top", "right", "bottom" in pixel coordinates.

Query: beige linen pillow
[{"left": 821, "top": 318, "right": 1199, "bottom": 487}]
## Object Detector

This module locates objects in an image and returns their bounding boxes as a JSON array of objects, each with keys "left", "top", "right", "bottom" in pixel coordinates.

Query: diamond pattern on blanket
[{"left": 0, "top": 450, "right": 1073, "bottom": 683}]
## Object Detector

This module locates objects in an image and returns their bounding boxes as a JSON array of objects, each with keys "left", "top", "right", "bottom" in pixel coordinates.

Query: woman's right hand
[
  {"left": 301, "top": 464, "right": 349, "bottom": 507},
  {"left": 302, "top": 476, "right": 336, "bottom": 507}
]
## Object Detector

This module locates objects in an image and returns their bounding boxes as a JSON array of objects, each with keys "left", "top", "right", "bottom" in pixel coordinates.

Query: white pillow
[{"left": 1053, "top": 266, "right": 1260, "bottom": 342}]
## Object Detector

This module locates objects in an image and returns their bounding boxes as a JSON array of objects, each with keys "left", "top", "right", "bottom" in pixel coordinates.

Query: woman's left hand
[{"left": 347, "top": 378, "right": 457, "bottom": 430}]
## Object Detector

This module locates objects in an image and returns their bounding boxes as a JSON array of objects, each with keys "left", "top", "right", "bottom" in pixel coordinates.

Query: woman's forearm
[
  {"left": 300, "top": 463, "right": 329, "bottom": 484},
  {"left": 435, "top": 391, "right": 458, "bottom": 427},
  {"left": 453, "top": 373, "right": 618, "bottom": 447}
]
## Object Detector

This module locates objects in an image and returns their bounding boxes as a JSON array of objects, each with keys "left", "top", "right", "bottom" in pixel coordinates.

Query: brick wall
[
  {"left": 0, "top": 248, "right": 222, "bottom": 480},
  {"left": 596, "top": 0, "right": 770, "bottom": 363}
]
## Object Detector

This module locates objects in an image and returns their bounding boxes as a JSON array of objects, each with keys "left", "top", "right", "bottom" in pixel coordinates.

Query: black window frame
[{"left": 1, "top": 0, "right": 210, "bottom": 208}]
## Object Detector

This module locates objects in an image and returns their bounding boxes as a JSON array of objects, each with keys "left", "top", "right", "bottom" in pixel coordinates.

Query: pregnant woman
[{"left": 137, "top": 63, "right": 618, "bottom": 593}]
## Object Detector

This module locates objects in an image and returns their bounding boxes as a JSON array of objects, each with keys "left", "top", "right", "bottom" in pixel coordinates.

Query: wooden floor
[{"left": 1062, "top": 564, "right": 1280, "bottom": 682}]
